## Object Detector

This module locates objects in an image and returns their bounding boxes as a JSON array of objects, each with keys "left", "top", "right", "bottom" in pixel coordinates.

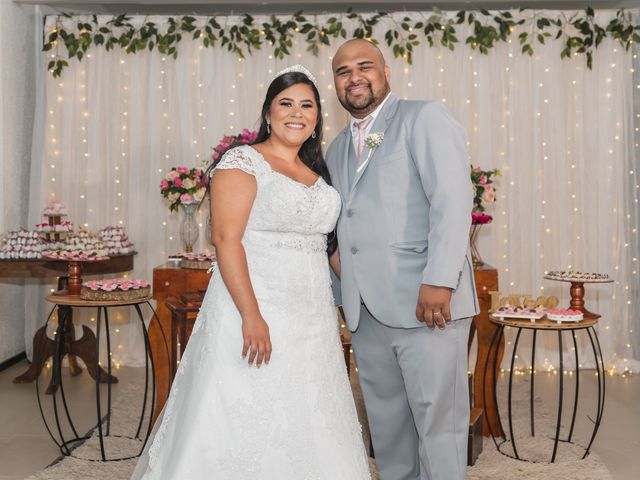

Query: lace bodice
[{"left": 212, "top": 145, "right": 341, "bottom": 238}]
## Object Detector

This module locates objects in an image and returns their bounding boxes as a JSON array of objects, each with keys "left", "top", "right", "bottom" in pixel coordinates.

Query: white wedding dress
[{"left": 131, "top": 145, "right": 371, "bottom": 479}]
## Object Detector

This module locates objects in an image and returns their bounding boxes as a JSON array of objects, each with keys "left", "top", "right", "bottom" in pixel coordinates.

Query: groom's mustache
[{"left": 346, "top": 83, "right": 373, "bottom": 94}]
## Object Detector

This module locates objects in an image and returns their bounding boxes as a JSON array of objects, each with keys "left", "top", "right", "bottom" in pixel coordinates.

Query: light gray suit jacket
[{"left": 326, "top": 93, "right": 479, "bottom": 330}]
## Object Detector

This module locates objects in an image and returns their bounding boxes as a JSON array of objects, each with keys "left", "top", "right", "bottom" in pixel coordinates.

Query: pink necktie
[{"left": 355, "top": 116, "right": 373, "bottom": 161}]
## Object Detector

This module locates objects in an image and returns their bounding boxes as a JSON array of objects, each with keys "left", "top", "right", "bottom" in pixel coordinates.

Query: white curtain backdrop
[{"left": 27, "top": 10, "right": 640, "bottom": 373}]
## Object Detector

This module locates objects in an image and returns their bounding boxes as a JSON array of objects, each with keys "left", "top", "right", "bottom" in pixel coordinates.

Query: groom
[{"left": 326, "top": 39, "right": 479, "bottom": 480}]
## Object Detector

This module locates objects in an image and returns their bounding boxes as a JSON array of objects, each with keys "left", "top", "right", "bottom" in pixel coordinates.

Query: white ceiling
[{"left": 12, "top": 1, "right": 640, "bottom": 15}]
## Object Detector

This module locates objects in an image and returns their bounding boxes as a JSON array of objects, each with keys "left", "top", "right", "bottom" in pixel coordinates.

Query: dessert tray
[
  {"left": 99, "top": 226, "right": 134, "bottom": 255},
  {"left": 81, "top": 278, "right": 151, "bottom": 301},
  {"left": 545, "top": 309, "right": 584, "bottom": 322},
  {"left": 43, "top": 251, "right": 109, "bottom": 262},
  {"left": 492, "top": 305, "right": 546, "bottom": 321},
  {"left": 178, "top": 251, "right": 217, "bottom": 270},
  {"left": 544, "top": 271, "right": 612, "bottom": 283}
]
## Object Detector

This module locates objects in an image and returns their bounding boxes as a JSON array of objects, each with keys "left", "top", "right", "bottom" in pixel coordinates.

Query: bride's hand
[{"left": 241, "top": 316, "right": 272, "bottom": 368}]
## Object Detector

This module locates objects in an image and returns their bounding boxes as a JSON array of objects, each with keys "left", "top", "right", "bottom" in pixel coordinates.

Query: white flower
[
  {"left": 365, "top": 132, "right": 384, "bottom": 149},
  {"left": 182, "top": 177, "right": 196, "bottom": 189},
  {"left": 193, "top": 187, "right": 206, "bottom": 202},
  {"left": 357, "top": 132, "right": 385, "bottom": 173}
]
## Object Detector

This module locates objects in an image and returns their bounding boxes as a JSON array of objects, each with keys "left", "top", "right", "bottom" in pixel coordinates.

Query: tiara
[{"left": 272, "top": 64, "right": 318, "bottom": 88}]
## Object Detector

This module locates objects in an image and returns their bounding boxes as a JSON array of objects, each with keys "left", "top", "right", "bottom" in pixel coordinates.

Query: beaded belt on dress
[
  {"left": 244, "top": 231, "right": 327, "bottom": 253},
  {"left": 269, "top": 237, "right": 327, "bottom": 252}
]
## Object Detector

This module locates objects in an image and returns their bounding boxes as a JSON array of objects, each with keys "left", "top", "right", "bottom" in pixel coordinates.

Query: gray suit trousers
[{"left": 352, "top": 307, "right": 471, "bottom": 480}]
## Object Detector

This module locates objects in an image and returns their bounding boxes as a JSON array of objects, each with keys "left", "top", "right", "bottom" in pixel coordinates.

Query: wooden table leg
[
  {"left": 13, "top": 304, "right": 117, "bottom": 391},
  {"left": 473, "top": 303, "right": 505, "bottom": 437},
  {"left": 60, "top": 305, "right": 82, "bottom": 377},
  {"left": 148, "top": 302, "right": 172, "bottom": 423},
  {"left": 13, "top": 325, "right": 56, "bottom": 383}
]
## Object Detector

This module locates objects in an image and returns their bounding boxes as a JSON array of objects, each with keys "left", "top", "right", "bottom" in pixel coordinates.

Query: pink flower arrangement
[
  {"left": 211, "top": 128, "right": 258, "bottom": 162},
  {"left": 470, "top": 166, "right": 500, "bottom": 224},
  {"left": 160, "top": 167, "right": 209, "bottom": 212}
]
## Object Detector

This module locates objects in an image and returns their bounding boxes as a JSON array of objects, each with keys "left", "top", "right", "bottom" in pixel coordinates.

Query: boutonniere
[{"left": 356, "top": 132, "right": 385, "bottom": 173}]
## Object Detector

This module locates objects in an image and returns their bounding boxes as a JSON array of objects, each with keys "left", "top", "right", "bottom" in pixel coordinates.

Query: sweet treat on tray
[
  {"left": 43, "top": 230, "right": 109, "bottom": 261},
  {"left": 98, "top": 226, "right": 134, "bottom": 255},
  {"left": 43, "top": 250, "right": 109, "bottom": 261},
  {"left": 493, "top": 304, "right": 546, "bottom": 320},
  {"left": 35, "top": 220, "right": 74, "bottom": 233},
  {"left": 546, "top": 309, "right": 584, "bottom": 322},
  {"left": 0, "top": 230, "right": 45, "bottom": 259},
  {"left": 179, "top": 251, "right": 217, "bottom": 270},
  {"left": 81, "top": 278, "right": 151, "bottom": 301},
  {"left": 545, "top": 271, "right": 610, "bottom": 282},
  {"left": 42, "top": 200, "right": 68, "bottom": 217}
]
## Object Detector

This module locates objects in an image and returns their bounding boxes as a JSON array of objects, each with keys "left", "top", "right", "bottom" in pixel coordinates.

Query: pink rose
[
  {"left": 484, "top": 184, "right": 494, "bottom": 193},
  {"left": 176, "top": 166, "right": 189, "bottom": 175},
  {"left": 479, "top": 175, "right": 487, "bottom": 185},
  {"left": 160, "top": 179, "right": 169, "bottom": 190},
  {"left": 472, "top": 212, "right": 493, "bottom": 224},
  {"left": 482, "top": 190, "right": 496, "bottom": 204},
  {"left": 173, "top": 178, "right": 182, "bottom": 187},
  {"left": 473, "top": 166, "right": 482, "bottom": 173},
  {"left": 167, "top": 170, "right": 180, "bottom": 181},
  {"left": 180, "top": 193, "right": 194, "bottom": 204}
]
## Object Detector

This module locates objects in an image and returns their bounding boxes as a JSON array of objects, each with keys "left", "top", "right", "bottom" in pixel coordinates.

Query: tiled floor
[
  {"left": 0, "top": 361, "right": 141, "bottom": 480},
  {"left": 0, "top": 359, "right": 639, "bottom": 479}
]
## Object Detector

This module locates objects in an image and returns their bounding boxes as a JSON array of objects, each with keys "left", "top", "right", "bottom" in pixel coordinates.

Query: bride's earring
[
  {"left": 267, "top": 122, "right": 271, "bottom": 134},
  {"left": 311, "top": 131, "right": 316, "bottom": 139}
]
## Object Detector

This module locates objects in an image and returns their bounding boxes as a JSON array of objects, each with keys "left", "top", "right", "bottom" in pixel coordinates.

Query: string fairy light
[{"left": 37, "top": 12, "right": 640, "bottom": 375}]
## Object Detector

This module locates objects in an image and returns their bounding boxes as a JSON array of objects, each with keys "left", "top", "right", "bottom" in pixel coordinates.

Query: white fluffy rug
[{"left": 26, "top": 367, "right": 612, "bottom": 480}]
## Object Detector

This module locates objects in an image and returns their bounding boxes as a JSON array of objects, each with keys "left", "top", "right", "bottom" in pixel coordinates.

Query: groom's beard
[
  {"left": 340, "top": 84, "right": 377, "bottom": 114},
  {"left": 339, "top": 82, "right": 389, "bottom": 116}
]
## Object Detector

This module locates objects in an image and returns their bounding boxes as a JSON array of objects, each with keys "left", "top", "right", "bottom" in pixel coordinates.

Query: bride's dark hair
[
  {"left": 253, "top": 71, "right": 329, "bottom": 184},
  {"left": 254, "top": 71, "right": 337, "bottom": 254}
]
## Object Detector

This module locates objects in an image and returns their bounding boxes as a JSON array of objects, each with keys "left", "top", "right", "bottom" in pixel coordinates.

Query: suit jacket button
[
  {"left": 346, "top": 209, "right": 354, "bottom": 217},
  {"left": 350, "top": 247, "right": 359, "bottom": 254}
]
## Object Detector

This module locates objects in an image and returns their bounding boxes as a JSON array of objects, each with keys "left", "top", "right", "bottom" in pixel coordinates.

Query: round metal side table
[
  {"left": 36, "top": 294, "right": 161, "bottom": 461},
  {"left": 483, "top": 315, "right": 605, "bottom": 463}
]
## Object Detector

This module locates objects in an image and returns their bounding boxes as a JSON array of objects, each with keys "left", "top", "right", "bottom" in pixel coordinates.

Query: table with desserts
[
  {"left": 0, "top": 201, "right": 140, "bottom": 388},
  {"left": 485, "top": 271, "right": 611, "bottom": 463}
]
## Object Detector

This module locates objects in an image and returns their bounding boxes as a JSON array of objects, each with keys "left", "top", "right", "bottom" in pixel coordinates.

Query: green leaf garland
[{"left": 43, "top": 7, "right": 640, "bottom": 77}]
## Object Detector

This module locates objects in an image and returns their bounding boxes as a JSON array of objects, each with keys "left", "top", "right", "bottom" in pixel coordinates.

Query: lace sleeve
[{"left": 212, "top": 147, "right": 256, "bottom": 177}]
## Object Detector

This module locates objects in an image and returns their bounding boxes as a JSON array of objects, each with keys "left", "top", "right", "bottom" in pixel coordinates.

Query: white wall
[{"left": 0, "top": 1, "right": 37, "bottom": 362}]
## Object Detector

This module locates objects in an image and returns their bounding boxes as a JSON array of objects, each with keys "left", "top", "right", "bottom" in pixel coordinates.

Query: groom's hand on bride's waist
[{"left": 416, "top": 284, "right": 453, "bottom": 329}]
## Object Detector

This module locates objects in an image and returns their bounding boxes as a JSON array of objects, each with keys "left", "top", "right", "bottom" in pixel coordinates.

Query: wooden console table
[
  {"left": 471, "top": 264, "right": 504, "bottom": 437},
  {"left": 0, "top": 254, "right": 136, "bottom": 387}
]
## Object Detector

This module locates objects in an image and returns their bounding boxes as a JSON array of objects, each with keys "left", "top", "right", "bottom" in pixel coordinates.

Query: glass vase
[
  {"left": 469, "top": 224, "right": 484, "bottom": 268},
  {"left": 179, "top": 202, "right": 199, "bottom": 253}
]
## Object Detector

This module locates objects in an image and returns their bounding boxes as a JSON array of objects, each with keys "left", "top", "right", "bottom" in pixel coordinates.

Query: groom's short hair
[{"left": 334, "top": 39, "right": 387, "bottom": 67}]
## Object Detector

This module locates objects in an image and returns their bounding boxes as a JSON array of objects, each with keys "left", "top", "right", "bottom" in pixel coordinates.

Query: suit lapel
[{"left": 349, "top": 93, "right": 400, "bottom": 197}]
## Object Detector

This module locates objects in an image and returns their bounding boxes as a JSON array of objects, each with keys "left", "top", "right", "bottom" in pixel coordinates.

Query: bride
[{"left": 131, "top": 65, "right": 371, "bottom": 479}]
